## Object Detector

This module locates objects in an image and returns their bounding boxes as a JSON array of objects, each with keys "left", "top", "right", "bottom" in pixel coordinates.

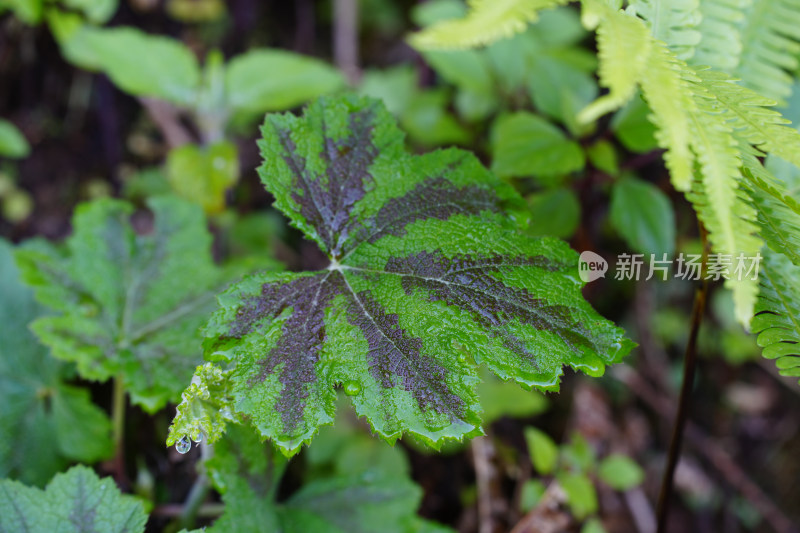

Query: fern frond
[
  {"left": 735, "top": 0, "right": 800, "bottom": 105},
  {"left": 752, "top": 250, "right": 800, "bottom": 383},
  {"left": 627, "top": 0, "right": 702, "bottom": 60},
  {"left": 691, "top": 0, "right": 749, "bottom": 71},
  {"left": 577, "top": 1, "right": 653, "bottom": 124},
  {"left": 639, "top": 41, "right": 697, "bottom": 191},
  {"left": 697, "top": 70, "right": 800, "bottom": 170},
  {"left": 685, "top": 96, "right": 762, "bottom": 326},
  {"left": 741, "top": 151, "right": 800, "bottom": 265},
  {"left": 408, "top": 0, "right": 568, "bottom": 50}
]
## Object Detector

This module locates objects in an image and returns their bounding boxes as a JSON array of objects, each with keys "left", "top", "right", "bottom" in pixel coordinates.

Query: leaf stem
[
  {"left": 112, "top": 376, "right": 128, "bottom": 484},
  {"left": 656, "top": 225, "right": 709, "bottom": 533},
  {"left": 180, "top": 442, "right": 213, "bottom": 529}
]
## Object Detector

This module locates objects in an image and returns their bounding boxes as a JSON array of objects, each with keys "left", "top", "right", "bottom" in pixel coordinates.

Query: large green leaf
[
  {"left": 226, "top": 50, "right": 345, "bottom": 114},
  {"left": 206, "top": 424, "right": 448, "bottom": 533},
  {"left": 170, "top": 95, "right": 631, "bottom": 454},
  {"left": 16, "top": 196, "right": 228, "bottom": 412},
  {"left": 58, "top": 26, "right": 201, "bottom": 106},
  {"left": 0, "top": 239, "right": 113, "bottom": 486},
  {"left": 0, "top": 465, "right": 147, "bottom": 532}
]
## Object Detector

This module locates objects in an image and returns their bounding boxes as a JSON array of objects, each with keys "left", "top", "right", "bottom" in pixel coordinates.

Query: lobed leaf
[
  {"left": 16, "top": 196, "right": 229, "bottom": 412},
  {"left": 205, "top": 424, "right": 448, "bottom": 533},
  {"left": 175, "top": 95, "right": 632, "bottom": 454},
  {"left": 0, "top": 465, "right": 147, "bottom": 532},
  {"left": 0, "top": 239, "right": 113, "bottom": 485}
]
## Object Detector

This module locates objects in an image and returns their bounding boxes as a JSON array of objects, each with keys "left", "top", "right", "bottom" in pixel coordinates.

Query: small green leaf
[
  {"left": 562, "top": 433, "right": 595, "bottom": 473},
  {"left": 0, "top": 465, "right": 147, "bottom": 532},
  {"left": 520, "top": 479, "right": 547, "bottom": 511},
  {"left": 527, "top": 188, "right": 580, "bottom": 239},
  {"left": 0, "top": 239, "right": 113, "bottom": 485},
  {"left": 586, "top": 140, "right": 618, "bottom": 175},
  {"left": 17, "top": 196, "right": 231, "bottom": 412},
  {"left": 0, "top": 119, "right": 30, "bottom": 158},
  {"left": 610, "top": 177, "right": 676, "bottom": 256},
  {"left": 59, "top": 26, "right": 200, "bottom": 106},
  {"left": 597, "top": 454, "right": 644, "bottom": 491},
  {"left": 226, "top": 50, "right": 344, "bottom": 114},
  {"left": 557, "top": 472, "right": 598, "bottom": 520},
  {"left": 581, "top": 517, "right": 608, "bottom": 533},
  {"left": 524, "top": 427, "right": 558, "bottom": 475},
  {"left": 167, "top": 141, "right": 240, "bottom": 214},
  {"left": 610, "top": 95, "right": 658, "bottom": 153},
  {"left": 491, "top": 112, "right": 585, "bottom": 182}
]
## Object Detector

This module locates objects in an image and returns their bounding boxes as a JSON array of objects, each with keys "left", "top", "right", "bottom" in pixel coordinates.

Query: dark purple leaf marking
[
  {"left": 231, "top": 273, "right": 343, "bottom": 431},
  {"left": 270, "top": 106, "right": 379, "bottom": 258},
  {"left": 339, "top": 278, "right": 466, "bottom": 419},
  {"left": 384, "top": 251, "right": 597, "bottom": 365},
  {"left": 345, "top": 174, "right": 502, "bottom": 255}
]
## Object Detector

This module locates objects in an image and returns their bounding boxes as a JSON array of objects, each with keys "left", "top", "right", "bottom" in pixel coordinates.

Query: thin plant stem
[
  {"left": 180, "top": 442, "right": 213, "bottom": 529},
  {"left": 111, "top": 376, "right": 128, "bottom": 484},
  {"left": 656, "top": 225, "right": 709, "bottom": 533}
]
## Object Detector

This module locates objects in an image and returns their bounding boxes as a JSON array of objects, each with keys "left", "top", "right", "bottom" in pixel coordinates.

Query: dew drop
[
  {"left": 175, "top": 435, "right": 191, "bottom": 454},
  {"left": 194, "top": 432, "right": 203, "bottom": 444},
  {"left": 343, "top": 381, "right": 361, "bottom": 396}
]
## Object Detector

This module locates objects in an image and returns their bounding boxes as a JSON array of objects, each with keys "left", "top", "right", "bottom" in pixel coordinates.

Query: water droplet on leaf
[
  {"left": 194, "top": 432, "right": 203, "bottom": 444},
  {"left": 176, "top": 435, "right": 191, "bottom": 454},
  {"left": 343, "top": 381, "right": 361, "bottom": 396}
]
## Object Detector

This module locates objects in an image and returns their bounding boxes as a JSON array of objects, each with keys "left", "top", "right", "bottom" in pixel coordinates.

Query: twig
[
  {"left": 333, "top": 0, "right": 360, "bottom": 84},
  {"left": 138, "top": 97, "right": 192, "bottom": 149},
  {"left": 656, "top": 224, "right": 709, "bottom": 533},
  {"left": 152, "top": 503, "right": 224, "bottom": 518},
  {"left": 472, "top": 436, "right": 498, "bottom": 533},
  {"left": 510, "top": 481, "right": 570, "bottom": 533},
  {"left": 625, "top": 487, "right": 657, "bottom": 533},
  {"left": 615, "top": 367, "right": 795, "bottom": 533}
]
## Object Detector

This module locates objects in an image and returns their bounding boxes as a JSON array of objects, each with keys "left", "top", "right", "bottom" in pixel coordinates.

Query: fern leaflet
[
  {"left": 408, "top": 0, "right": 568, "bottom": 50},
  {"left": 752, "top": 250, "right": 800, "bottom": 383},
  {"left": 735, "top": 0, "right": 800, "bottom": 105},
  {"left": 627, "top": 0, "right": 702, "bottom": 60}
]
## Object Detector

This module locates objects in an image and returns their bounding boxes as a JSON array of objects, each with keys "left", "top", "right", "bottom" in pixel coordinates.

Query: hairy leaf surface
[
  {"left": 173, "top": 95, "right": 632, "bottom": 454},
  {"left": 0, "top": 239, "right": 113, "bottom": 485},
  {"left": 0, "top": 465, "right": 147, "bottom": 532},
  {"left": 16, "top": 196, "right": 229, "bottom": 412}
]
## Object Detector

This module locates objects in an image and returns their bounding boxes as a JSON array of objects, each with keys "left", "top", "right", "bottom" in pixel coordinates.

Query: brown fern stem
[{"left": 656, "top": 224, "right": 709, "bottom": 532}]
